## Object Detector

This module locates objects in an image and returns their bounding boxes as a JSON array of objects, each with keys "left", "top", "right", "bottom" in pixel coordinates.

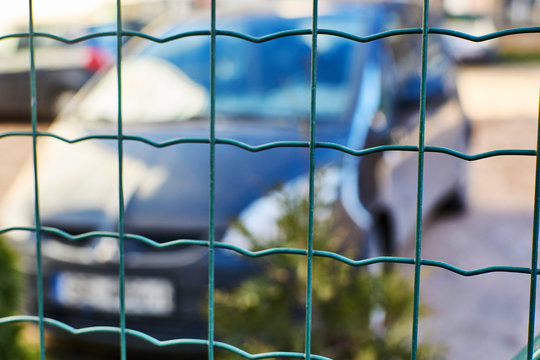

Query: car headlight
[{"left": 222, "top": 167, "right": 341, "bottom": 250}]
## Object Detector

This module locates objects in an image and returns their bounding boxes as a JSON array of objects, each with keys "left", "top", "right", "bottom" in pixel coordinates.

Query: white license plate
[{"left": 52, "top": 272, "right": 175, "bottom": 316}]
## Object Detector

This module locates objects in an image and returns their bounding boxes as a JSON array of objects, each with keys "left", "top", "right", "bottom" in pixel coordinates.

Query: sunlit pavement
[{"left": 418, "top": 62, "right": 540, "bottom": 359}]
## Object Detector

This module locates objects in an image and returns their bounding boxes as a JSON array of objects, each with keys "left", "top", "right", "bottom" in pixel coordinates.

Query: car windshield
[{"left": 73, "top": 12, "right": 369, "bottom": 124}]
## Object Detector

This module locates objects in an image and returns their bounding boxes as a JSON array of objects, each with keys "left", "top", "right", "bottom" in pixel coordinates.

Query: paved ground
[
  {"left": 2, "top": 63, "right": 540, "bottom": 359},
  {"left": 418, "top": 63, "right": 540, "bottom": 360}
]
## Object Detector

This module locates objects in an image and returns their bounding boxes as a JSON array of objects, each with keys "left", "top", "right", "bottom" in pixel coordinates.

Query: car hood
[{"left": 3, "top": 119, "right": 348, "bottom": 242}]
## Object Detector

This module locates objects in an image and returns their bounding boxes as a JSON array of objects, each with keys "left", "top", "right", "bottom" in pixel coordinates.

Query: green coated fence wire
[
  {"left": 208, "top": 0, "right": 217, "bottom": 357},
  {"left": 114, "top": 0, "right": 127, "bottom": 358},
  {"left": 410, "top": 1, "right": 429, "bottom": 357},
  {"left": 26, "top": 1, "right": 45, "bottom": 359},
  {"left": 526, "top": 91, "right": 540, "bottom": 360},
  {"left": 1, "top": 0, "right": 540, "bottom": 359}
]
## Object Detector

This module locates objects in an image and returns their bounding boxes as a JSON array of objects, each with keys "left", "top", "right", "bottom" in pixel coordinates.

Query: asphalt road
[{"left": 1, "top": 63, "right": 540, "bottom": 359}]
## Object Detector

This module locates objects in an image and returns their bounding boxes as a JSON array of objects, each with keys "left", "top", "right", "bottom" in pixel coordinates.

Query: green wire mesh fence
[{"left": 1, "top": 0, "right": 540, "bottom": 359}]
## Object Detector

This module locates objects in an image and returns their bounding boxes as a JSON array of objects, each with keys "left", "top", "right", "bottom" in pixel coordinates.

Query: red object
[{"left": 84, "top": 47, "right": 111, "bottom": 73}]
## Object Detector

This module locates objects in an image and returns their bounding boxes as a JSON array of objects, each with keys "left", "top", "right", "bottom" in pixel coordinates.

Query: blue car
[{"left": 2, "top": 1, "right": 469, "bottom": 351}]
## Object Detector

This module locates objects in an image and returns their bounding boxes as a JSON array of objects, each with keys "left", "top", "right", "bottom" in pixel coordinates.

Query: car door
[{"left": 368, "top": 4, "right": 469, "bottom": 250}]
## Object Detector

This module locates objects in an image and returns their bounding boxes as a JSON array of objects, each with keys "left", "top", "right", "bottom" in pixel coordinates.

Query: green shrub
[
  {"left": 0, "top": 237, "right": 37, "bottom": 360},
  {"left": 214, "top": 184, "right": 445, "bottom": 359}
]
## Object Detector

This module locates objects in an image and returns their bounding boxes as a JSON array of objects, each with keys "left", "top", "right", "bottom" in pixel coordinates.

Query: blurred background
[{"left": 1, "top": 0, "right": 540, "bottom": 359}]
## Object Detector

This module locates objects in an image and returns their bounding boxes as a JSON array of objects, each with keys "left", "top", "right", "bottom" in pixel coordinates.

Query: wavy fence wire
[{"left": 0, "top": 0, "right": 540, "bottom": 359}]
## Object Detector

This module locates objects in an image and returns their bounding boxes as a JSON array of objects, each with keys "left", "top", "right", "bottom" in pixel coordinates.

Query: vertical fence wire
[
  {"left": 208, "top": 0, "right": 217, "bottom": 358},
  {"left": 304, "top": 0, "right": 318, "bottom": 358},
  {"left": 410, "top": 0, "right": 430, "bottom": 358},
  {"left": 27, "top": 0, "right": 45, "bottom": 358},
  {"left": 115, "top": 0, "right": 127, "bottom": 358},
  {"left": 526, "top": 89, "right": 540, "bottom": 360}
]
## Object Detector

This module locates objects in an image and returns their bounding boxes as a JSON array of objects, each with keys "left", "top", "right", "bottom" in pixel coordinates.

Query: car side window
[
  {"left": 385, "top": 6, "right": 423, "bottom": 93},
  {"left": 385, "top": 5, "right": 455, "bottom": 108}
]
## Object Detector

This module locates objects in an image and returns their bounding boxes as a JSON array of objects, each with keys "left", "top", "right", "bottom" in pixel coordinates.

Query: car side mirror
[
  {"left": 398, "top": 51, "right": 455, "bottom": 107},
  {"left": 398, "top": 71, "right": 450, "bottom": 106}
]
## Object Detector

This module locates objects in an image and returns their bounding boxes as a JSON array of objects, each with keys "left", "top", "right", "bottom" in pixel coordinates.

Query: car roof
[{"left": 141, "top": 0, "right": 419, "bottom": 37}]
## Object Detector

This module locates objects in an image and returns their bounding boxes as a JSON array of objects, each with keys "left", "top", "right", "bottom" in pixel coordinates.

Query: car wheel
[
  {"left": 438, "top": 179, "right": 467, "bottom": 215},
  {"left": 365, "top": 213, "right": 394, "bottom": 273}
]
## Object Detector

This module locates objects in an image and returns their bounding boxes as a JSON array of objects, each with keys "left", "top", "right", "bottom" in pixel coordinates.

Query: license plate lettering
[{"left": 52, "top": 272, "right": 174, "bottom": 316}]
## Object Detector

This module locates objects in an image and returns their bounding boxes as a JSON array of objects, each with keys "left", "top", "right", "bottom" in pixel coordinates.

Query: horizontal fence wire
[
  {"left": 0, "top": 0, "right": 539, "bottom": 359},
  {"left": 0, "top": 226, "right": 535, "bottom": 276},
  {"left": 2, "top": 26, "right": 540, "bottom": 44},
  {"left": 0, "top": 131, "right": 538, "bottom": 158}
]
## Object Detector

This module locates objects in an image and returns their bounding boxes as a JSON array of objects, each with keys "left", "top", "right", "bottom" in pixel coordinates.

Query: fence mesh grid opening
[{"left": 0, "top": 0, "right": 539, "bottom": 359}]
